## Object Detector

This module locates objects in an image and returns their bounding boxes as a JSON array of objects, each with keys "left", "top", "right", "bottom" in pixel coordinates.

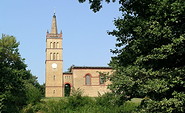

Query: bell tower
[{"left": 45, "top": 13, "right": 63, "bottom": 97}]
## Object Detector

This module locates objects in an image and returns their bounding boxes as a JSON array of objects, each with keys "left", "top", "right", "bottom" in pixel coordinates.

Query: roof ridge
[{"left": 72, "top": 66, "right": 112, "bottom": 68}]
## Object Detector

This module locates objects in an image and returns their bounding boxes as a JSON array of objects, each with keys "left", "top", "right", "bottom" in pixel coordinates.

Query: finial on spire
[
  {"left": 53, "top": 8, "right": 56, "bottom": 17},
  {"left": 50, "top": 12, "right": 58, "bottom": 34}
]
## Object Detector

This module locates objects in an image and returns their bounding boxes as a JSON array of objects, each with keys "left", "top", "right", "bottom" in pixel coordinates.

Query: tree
[
  {"left": 78, "top": 0, "right": 185, "bottom": 112},
  {"left": 0, "top": 35, "right": 42, "bottom": 112},
  {"left": 78, "top": 0, "right": 116, "bottom": 12},
  {"left": 39, "top": 83, "right": 45, "bottom": 98}
]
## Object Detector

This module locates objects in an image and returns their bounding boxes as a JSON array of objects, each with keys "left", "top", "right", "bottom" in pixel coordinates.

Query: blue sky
[{"left": 0, "top": 0, "right": 121, "bottom": 84}]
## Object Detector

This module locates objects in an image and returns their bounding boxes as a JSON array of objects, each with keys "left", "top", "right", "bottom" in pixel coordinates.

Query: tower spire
[{"left": 50, "top": 13, "right": 58, "bottom": 34}]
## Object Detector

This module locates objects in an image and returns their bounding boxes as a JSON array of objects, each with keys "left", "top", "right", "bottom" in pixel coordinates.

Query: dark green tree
[
  {"left": 78, "top": 0, "right": 116, "bottom": 12},
  {"left": 39, "top": 83, "right": 45, "bottom": 98},
  {"left": 79, "top": 0, "right": 185, "bottom": 112},
  {"left": 0, "top": 35, "right": 42, "bottom": 112}
]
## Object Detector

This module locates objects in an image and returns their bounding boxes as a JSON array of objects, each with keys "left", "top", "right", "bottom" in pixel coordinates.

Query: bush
[
  {"left": 95, "top": 92, "right": 125, "bottom": 106},
  {"left": 21, "top": 91, "right": 140, "bottom": 113},
  {"left": 137, "top": 92, "right": 185, "bottom": 113},
  {"left": 120, "top": 102, "right": 140, "bottom": 113},
  {"left": 25, "top": 83, "right": 42, "bottom": 104}
]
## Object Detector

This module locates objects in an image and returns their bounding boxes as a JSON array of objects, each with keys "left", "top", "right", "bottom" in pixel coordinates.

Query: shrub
[
  {"left": 21, "top": 91, "right": 141, "bottom": 113},
  {"left": 96, "top": 92, "right": 126, "bottom": 106},
  {"left": 137, "top": 92, "right": 185, "bottom": 113},
  {"left": 25, "top": 83, "right": 42, "bottom": 104}
]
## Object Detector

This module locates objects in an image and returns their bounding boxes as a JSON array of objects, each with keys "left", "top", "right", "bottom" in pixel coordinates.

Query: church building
[{"left": 45, "top": 13, "right": 112, "bottom": 97}]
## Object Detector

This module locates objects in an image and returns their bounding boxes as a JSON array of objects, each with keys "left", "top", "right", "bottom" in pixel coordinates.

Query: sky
[{"left": 0, "top": 0, "right": 121, "bottom": 84}]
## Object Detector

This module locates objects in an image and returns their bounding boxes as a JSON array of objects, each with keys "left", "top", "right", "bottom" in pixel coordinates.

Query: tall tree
[
  {"left": 0, "top": 35, "right": 42, "bottom": 112},
  {"left": 78, "top": 0, "right": 116, "bottom": 12},
  {"left": 79, "top": 0, "right": 185, "bottom": 112}
]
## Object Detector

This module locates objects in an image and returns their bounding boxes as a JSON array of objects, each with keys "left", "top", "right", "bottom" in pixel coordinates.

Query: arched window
[
  {"left": 53, "top": 53, "right": 56, "bottom": 60},
  {"left": 50, "top": 53, "right": 52, "bottom": 60},
  {"left": 53, "top": 90, "right": 55, "bottom": 94},
  {"left": 85, "top": 74, "right": 91, "bottom": 85},
  {"left": 57, "top": 53, "right": 59, "bottom": 60},
  {"left": 56, "top": 42, "right": 59, "bottom": 48},
  {"left": 50, "top": 42, "right": 52, "bottom": 48},
  {"left": 99, "top": 74, "right": 105, "bottom": 85},
  {"left": 53, "top": 42, "right": 55, "bottom": 48}
]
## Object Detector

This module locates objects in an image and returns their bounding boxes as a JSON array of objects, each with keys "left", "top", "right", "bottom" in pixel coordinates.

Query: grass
[{"left": 130, "top": 98, "right": 142, "bottom": 103}]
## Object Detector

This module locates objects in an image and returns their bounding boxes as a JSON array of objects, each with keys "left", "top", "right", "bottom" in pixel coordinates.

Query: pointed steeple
[{"left": 50, "top": 13, "right": 58, "bottom": 34}]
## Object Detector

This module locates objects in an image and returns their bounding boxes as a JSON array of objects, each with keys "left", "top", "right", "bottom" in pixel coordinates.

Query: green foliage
[
  {"left": 65, "top": 88, "right": 93, "bottom": 110},
  {"left": 22, "top": 93, "right": 139, "bottom": 113},
  {"left": 102, "top": 0, "right": 185, "bottom": 112},
  {"left": 39, "top": 83, "right": 45, "bottom": 98},
  {"left": 78, "top": 0, "right": 185, "bottom": 112},
  {"left": 0, "top": 35, "right": 27, "bottom": 112},
  {"left": 67, "top": 96, "right": 94, "bottom": 110},
  {"left": 0, "top": 35, "right": 42, "bottom": 112},
  {"left": 70, "top": 87, "right": 84, "bottom": 97},
  {"left": 96, "top": 92, "right": 125, "bottom": 106},
  {"left": 136, "top": 92, "right": 185, "bottom": 113},
  {"left": 78, "top": 0, "right": 116, "bottom": 12},
  {"left": 25, "top": 83, "right": 42, "bottom": 104}
]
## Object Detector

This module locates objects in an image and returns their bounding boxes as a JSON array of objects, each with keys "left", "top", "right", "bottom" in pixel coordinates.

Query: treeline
[{"left": 0, "top": 35, "right": 44, "bottom": 113}]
